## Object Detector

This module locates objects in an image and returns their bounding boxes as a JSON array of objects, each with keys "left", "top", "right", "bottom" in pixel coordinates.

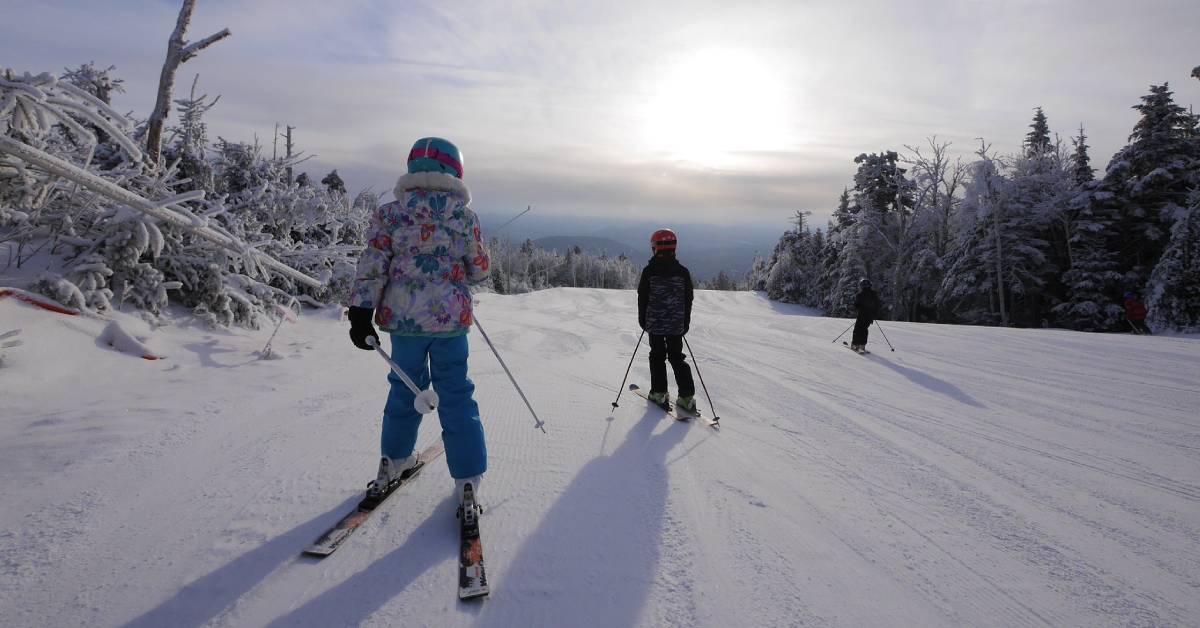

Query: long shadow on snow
[
  {"left": 479, "top": 408, "right": 689, "bottom": 628},
  {"left": 264, "top": 497, "right": 461, "bottom": 627},
  {"left": 867, "top": 354, "right": 985, "bottom": 408},
  {"left": 122, "top": 495, "right": 360, "bottom": 628}
]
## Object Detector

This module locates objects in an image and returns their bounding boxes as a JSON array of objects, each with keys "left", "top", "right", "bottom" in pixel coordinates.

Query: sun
[{"left": 639, "top": 47, "right": 792, "bottom": 167}]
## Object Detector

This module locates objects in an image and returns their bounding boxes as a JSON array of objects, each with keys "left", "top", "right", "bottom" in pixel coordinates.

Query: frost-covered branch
[{"left": 0, "top": 135, "right": 321, "bottom": 288}]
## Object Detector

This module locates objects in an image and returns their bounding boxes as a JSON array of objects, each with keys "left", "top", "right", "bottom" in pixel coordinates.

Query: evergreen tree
[
  {"left": 1006, "top": 143, "right": 1074, "bottom": 324},
  {"left": 1071, "top": 124, "right": 1095, "bottom": 186},
  {"left": 830, "top": 225, "right": 869, "bottom": 317},
  {"left": 163, "top": 78, "right": 217, "bottom": 195},
  {"left": 848, "top": 151, "right": 917, "bottom": 319},
  {"left": 1107, "top": 83, "right": 1200, "bottom": 288},
  {"left": 938, "top": 149, "right": 1050, "bottom": 326},
  {"left": 322, "top": 169, "right": 346, "bottom": 194},
  {"left": 830, "top": 188, "right": 855, "bottom": 233},
  {"left": 1053, "top": 186, "right": 1125, "bottom": 331},
  {"left": 710, "top": 270, "right": 736, "bottom": 291},
  {"left": 1025, "top": 107, "right": 1052, "bottom": 157},
  {"left": 61, "top": 62, "right": 125, "bottom": 105},
  {"left": 1146, "top": 191, "right": 1200, "bottom": 331}
]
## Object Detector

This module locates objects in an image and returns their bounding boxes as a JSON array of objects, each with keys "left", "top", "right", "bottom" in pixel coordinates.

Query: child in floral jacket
[{"left": 348, "top": 137, "right": 490, "bottom": 505}]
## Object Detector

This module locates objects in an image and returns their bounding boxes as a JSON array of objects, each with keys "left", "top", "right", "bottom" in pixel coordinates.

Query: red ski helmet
[{"left": 651, "top": 228, "right": 677, "bottom": 254}]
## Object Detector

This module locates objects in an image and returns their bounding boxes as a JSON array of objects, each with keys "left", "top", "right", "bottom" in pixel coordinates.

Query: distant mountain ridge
[{"left": 482, "top": 213, "right": 781, "bottom": 280}]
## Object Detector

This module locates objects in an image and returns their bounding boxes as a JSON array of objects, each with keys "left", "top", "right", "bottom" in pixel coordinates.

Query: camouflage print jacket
[
  {"left": 350, "top": 172, "right": 490, "bottom": 336},
  {"left": 638, "top": 255, "right": 693, "bottom": 336}
]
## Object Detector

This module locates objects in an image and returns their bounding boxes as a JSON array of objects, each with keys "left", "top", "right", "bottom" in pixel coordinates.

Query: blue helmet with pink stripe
[{"left": 407, "top": 137, "right": 464, "bottom": 179}]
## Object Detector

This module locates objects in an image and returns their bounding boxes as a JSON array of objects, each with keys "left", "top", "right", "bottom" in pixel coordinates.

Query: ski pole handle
[{"left": 366, "top": 336, "right": 439, "bottom": 414}]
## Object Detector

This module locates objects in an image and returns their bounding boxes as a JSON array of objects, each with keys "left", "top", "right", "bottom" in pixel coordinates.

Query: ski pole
[
  {"left": 683, "top": 336, "right": 720, "bottom": 426},
  {"left": 365, "top": 336, "right": 439, "bottom": 414},
  {"left": 874, "top": 320, "right": 895, "bottom": 352},
  {"left": 260, "top": 302, "right": 298, "bottom": 359},
  {"left": 831, "top": 321, "right": 854, "bottom": 343},
  {"left": 610, "top": 330, "right": 645, "bottom": 409},
  {"left": 474, "top": 316, "right": 547, "bottom": 434}
]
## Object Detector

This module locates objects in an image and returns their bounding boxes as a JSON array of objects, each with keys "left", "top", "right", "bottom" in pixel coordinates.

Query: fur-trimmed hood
[{"left": 393, "top": 171, "right": 472, "bottom": 205}]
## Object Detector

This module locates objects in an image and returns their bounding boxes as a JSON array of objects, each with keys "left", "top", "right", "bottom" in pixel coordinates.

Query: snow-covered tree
[
  {"left": 1071, "top": 124, "right": 1095, "bottom": 186},
  {"left": 904, "top": 137, "right": 966, "bottom": 321},
  {"left": 1025, "top": 107, "right": 1052, "bottom": 157},
  {"left": 322, "top": 170, "right": 346, "bottom": 194},
  {"left": 61, "top": 62, "right": 125, "bottom": 106},
  {"left": 1052, "top": 183, "right": 1125, "bottom": 331},
  {"left": 1, "top": 66, "right": 346, "bottom": 328},
  {"left": 938, "top": 145, "right": 1050, "bottom": 326},
  {"left": 1107, "top": 84, "right": 1200, "bottom": 289},
  {"left": 848, "top": 151, "right": 918, "bottom": 319},
  {"left": 1146, "top": 190, "right": 1200, "bottom": 332}
]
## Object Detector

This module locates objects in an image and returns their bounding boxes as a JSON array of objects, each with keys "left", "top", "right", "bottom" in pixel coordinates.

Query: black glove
[{"left": 348, "top": 306, "right": 379, "bottom": 351}]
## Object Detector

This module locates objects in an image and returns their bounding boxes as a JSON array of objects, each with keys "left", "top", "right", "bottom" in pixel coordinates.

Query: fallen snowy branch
[{"left": 0, "top": 135, "right": 323, "bottom": 288}]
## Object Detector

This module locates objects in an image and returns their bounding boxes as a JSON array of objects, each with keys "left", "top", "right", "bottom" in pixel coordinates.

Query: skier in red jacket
[{"left": 1123, "top": 292, "right": 1151, "bottom": 335}]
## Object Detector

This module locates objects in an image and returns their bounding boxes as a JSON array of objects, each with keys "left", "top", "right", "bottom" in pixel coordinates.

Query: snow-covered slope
[{"left": 1, "top": 289, "right": 1197, "bottom": 627}]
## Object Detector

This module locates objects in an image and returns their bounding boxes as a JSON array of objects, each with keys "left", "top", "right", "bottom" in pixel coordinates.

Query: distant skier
[
  {"left": 1123, "top": 291, "right": 1151, "bottom": 335},
  {"left": 348, "top": 137, "right": 490, "bottom": 507},
  {"left": 851, "top": 278, "right": 880, "bottom": 354},
  {"left": 638, "top": 228, "right": 697, "bottom": 412}
]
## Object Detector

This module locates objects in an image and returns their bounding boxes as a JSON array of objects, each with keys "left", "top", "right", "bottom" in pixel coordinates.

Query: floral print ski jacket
[{"left": 350, "top": 172, "right": 490, "bottom": 336}]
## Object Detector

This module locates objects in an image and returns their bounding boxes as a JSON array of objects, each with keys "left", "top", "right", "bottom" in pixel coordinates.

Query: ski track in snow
[{"left": 1, "top": 289, "right": 1198, "bottom": 627}]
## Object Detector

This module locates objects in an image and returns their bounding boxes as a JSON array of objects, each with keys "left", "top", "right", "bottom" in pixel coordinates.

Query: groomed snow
[{"left": 1, "top": 288, "right": 1197, "bottom": 627}]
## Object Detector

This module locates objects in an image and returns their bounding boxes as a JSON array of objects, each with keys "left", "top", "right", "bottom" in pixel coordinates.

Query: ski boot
[
  {"left": 675, "top": 395, "right": 698, "bottom": 415},
  {"left": 456, "top": 476, "right": 484, "bottom": 517},
  {"left": 646, "top": 390, "right": 671, "bottom": 411},
  {"left": 366, "top": 454, "right": 421, "bottom": 500}
]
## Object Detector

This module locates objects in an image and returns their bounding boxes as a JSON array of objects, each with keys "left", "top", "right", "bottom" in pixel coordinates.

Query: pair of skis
[
  {"left": 842, "top": 341, "right": 871, "bottom": 354},
  {"left": 303, "top": 442, "right": 489, "bottom": 600},
  {"left": 628, "top": 384, "right": 718, "bottom": 428}
]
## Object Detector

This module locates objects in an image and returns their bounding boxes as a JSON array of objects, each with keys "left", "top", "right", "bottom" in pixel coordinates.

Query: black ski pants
[
  {"left": 648, "top": 333, "right": 695, "bottom": 397},
  {"left": 852, "top": 316, "right": 872, "bottom": 346}
]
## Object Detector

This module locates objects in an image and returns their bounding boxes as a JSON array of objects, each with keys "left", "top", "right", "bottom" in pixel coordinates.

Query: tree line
[{"left": 748, "top": 81, "right": 1200, "bottom": 333}]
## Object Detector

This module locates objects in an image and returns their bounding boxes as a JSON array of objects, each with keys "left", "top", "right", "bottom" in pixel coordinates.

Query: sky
[{"left": 2, "top": 0, "right": 1199, "bottom": 230}]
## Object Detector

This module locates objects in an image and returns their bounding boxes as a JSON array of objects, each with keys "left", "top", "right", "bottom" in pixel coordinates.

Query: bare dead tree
[
  {"left": 904, "top": 136, "right": 966, "bottom": 259},
  {"left": 145, "top": 0, "right": 230, "bottom": 166},
  {"left": 284, "top": 125, "right": 295, "bottom": 183}
]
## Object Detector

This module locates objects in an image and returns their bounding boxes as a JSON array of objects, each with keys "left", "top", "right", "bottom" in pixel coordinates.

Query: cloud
[{"left": 4, "top": 0, "right": 1200, "bottom": 231}]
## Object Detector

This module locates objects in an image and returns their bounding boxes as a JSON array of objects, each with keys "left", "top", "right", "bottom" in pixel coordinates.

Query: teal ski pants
[{"left": 381, "top": 333, "right": 486, "bottom": 479}]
